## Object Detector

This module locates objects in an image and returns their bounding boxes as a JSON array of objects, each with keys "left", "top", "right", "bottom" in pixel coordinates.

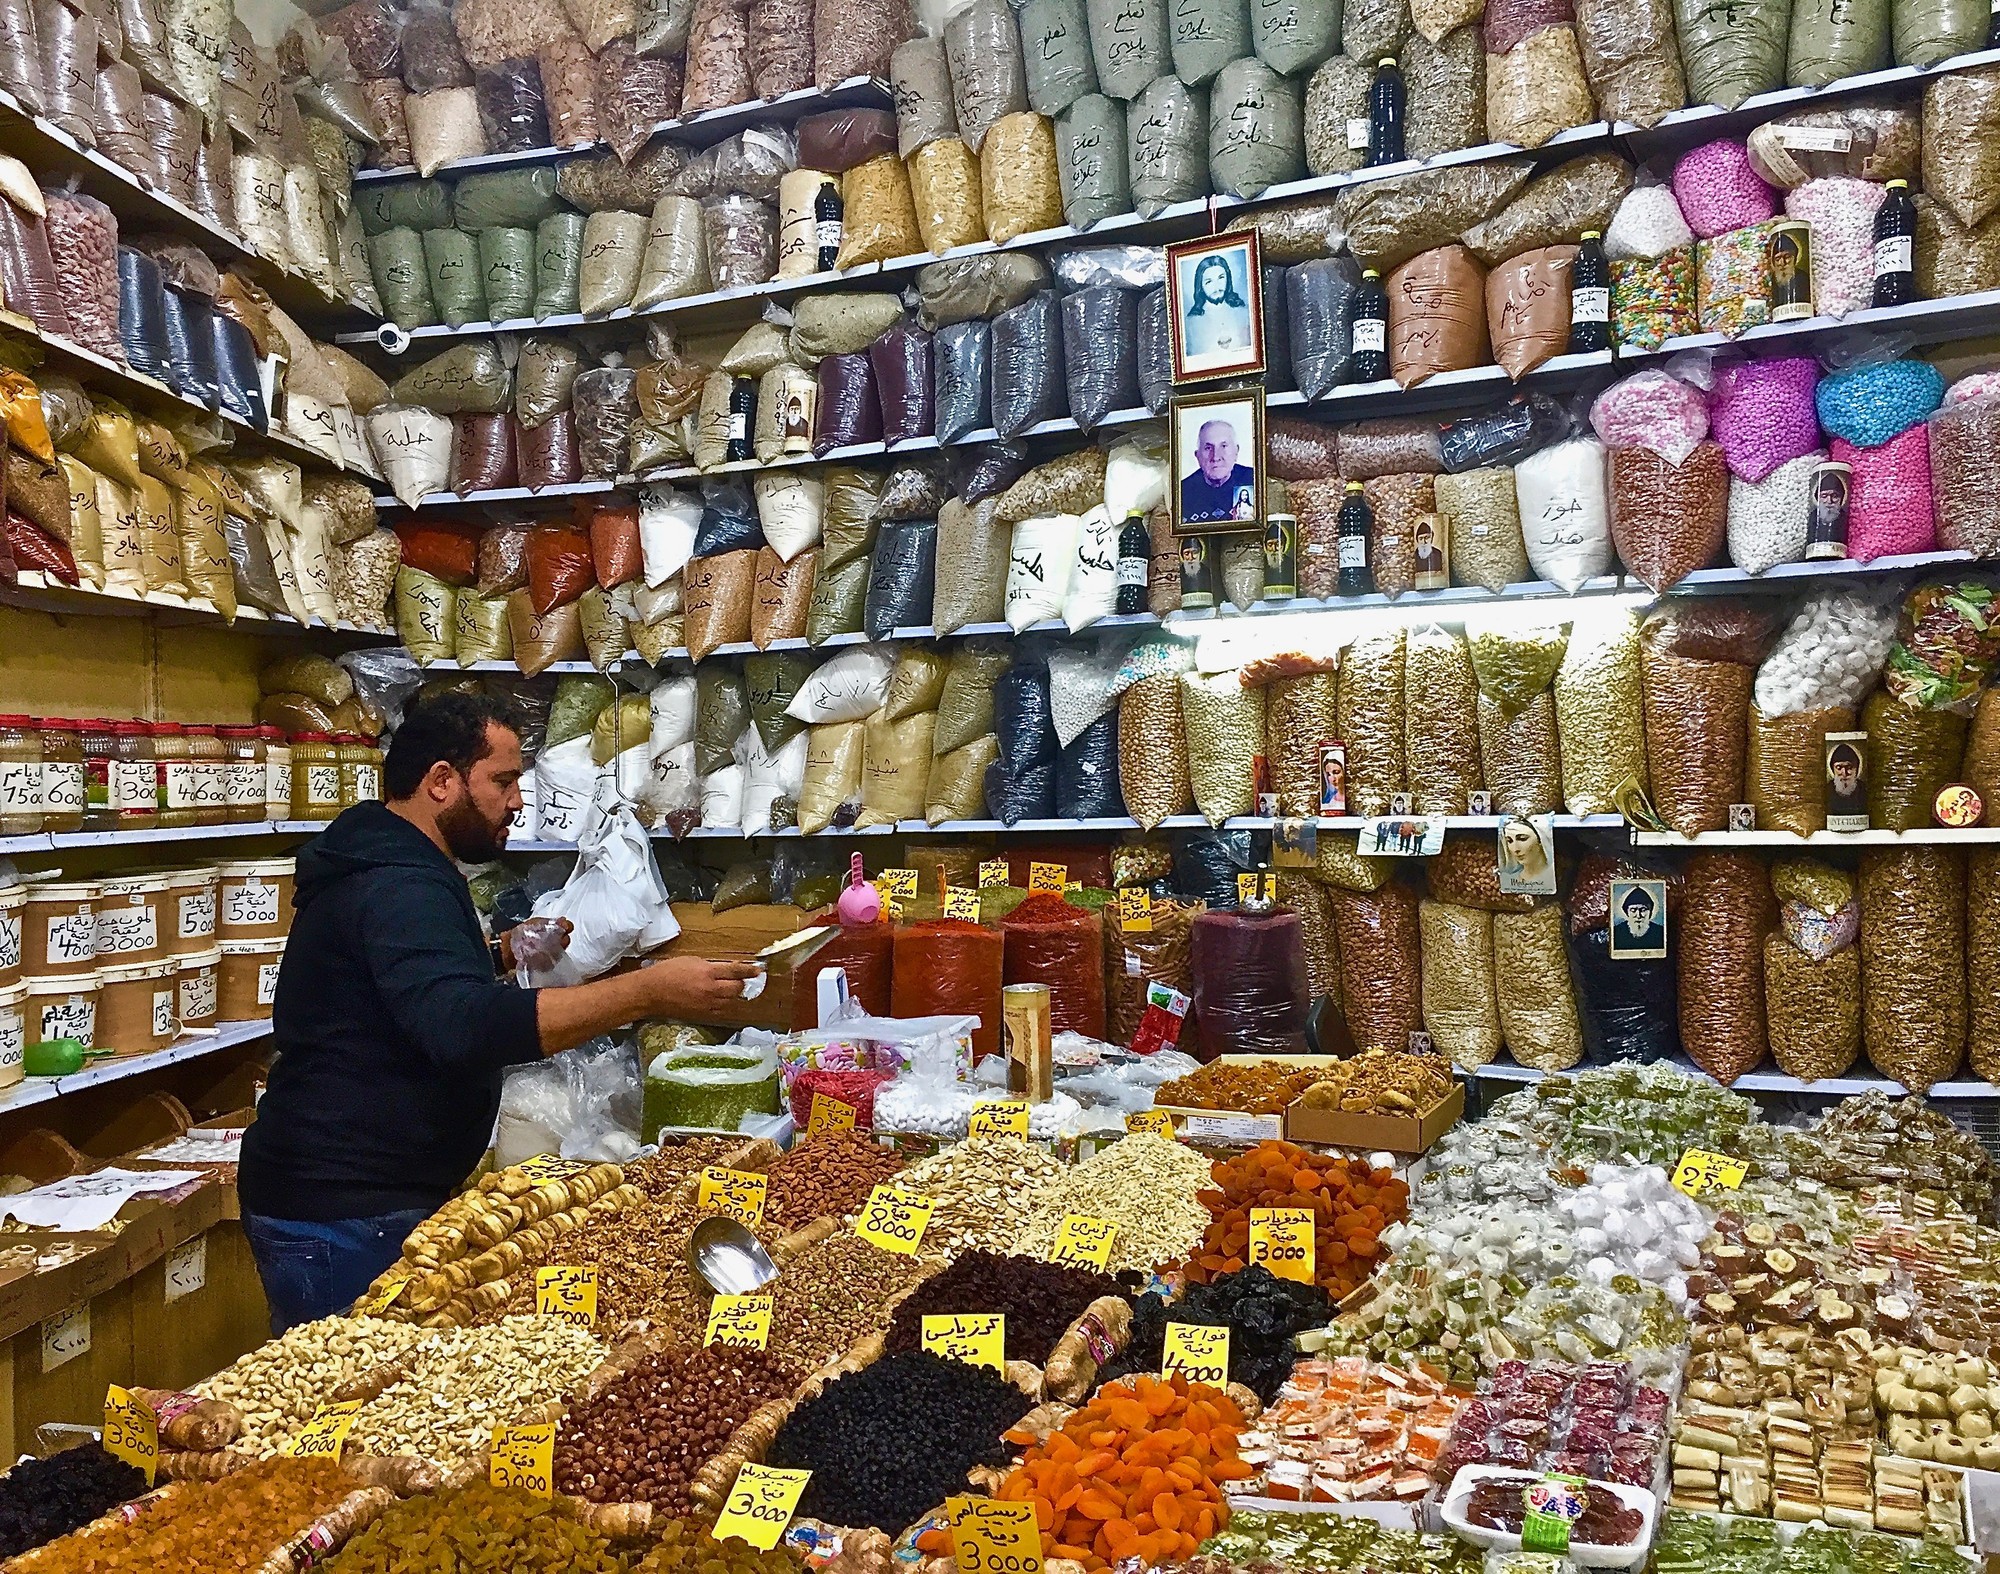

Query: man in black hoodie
[{"left": 239, "top": 692, "right": 758, "bottom": 1332}]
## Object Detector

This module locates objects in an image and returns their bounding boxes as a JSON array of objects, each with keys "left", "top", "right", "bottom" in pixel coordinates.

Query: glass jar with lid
[
  {"left": 110, "top": 721, "right": 159, "bottom": 830},
  {"left": 260, "top": 726, "right": 291, "bottom": 823},
  {"left": 290, "top": 733, "right": 343, "bottom": 821},
  {"left": 334, "top": 734, "right": 371, "bottom": 808},
  {"left": 358, "top": 736, "right": 384, "bottom": 802},
  {"left": 80, "top": 719, "right": 119, "bottom": 832},
  {"left": 184, "top": 725, "right": 227, "bottom": 826},
  {"left": 217, "top": 727, "right": 265, "bottom": 824},
  {"left": 37, "top": 719, "right": 84, "bottom": 834},
  {"left": 152, "top": 722, "right": 197, "bottom": 829},
  {"left": 0, "top": 716, "right": 41, "bottom": 836}
]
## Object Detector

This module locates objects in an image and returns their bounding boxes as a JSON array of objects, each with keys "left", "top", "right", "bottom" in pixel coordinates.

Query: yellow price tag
[
  {"left": 1117, "top": 888, "right": 1153, "bottom": 933},
  {"left": 1248, "top": 1207, "right": 1316, "bottom": 1285},
  {"left": 1237, "top": 872, "right": 1261, "bottom": 904},
  {"left": 979, "top": 858, "right": 1011, "bottom": 889},
  {"left": 517, "top": 1153, "right": 588, "bottom": 1183},
  {"left": 1027, "top": 862, "right": 1067, "bottom": 894},
  {"left": 921, "top": 1313, "right": 1005, "bottom": 1371},
  {"left": 285, "top": 1399, "right": 363, "bottom": 1461},
  {"left": 705, "top": 1293, "right": 775, "bottom": 1349},
  {"left": 362, "top": 1274, "right": 411, "bottom": 1315},
  {"left": 103, "top": 1385, "right": 158, "bottom": 1486},
  {"left": 948, "top": 1496, "right": 1045, "bottom": 1574},
  {"left": 969, "top": 1100, "right": 1030, "bottom": 1139},
  {"left": 1672, "top": 1148, "right": 1748, "bottom": 1198},
  {"left": 715, "top": 1462, "right": 812, "bottom": 1550},
  {"left": 855, "top": 1185, "right": 935, "bottom": 1256},
  {"left": 878, "top": 868, "right": 920, "bottom": 900},
  {"left": 1161, "top": 1323, "right": 1230, "bottom": 1388},
  {"left": 1263, "top": 873, "right": 1278, "bottom": 902},
  {"left": 536, "top": 1266, "right": 598, "bottom": 1327},
  {"left": 1049, "top": 1215, "right": 1117, "bottom": 1270},
  {"left": 1125, "top": 1109, "right": 1175, "bottom": 1139},
  {"left": 807, "top": 1093, "right": 857, "bottom": 1139},
  {"left": 698, "top": 1167, "right": 768, "bottom": 1226},
  {"left": 489, "top": 1420, "right": 556, "bottom": 1497},
  {"left": 943, "top": 886, "right": 982, "bottom": 921}
]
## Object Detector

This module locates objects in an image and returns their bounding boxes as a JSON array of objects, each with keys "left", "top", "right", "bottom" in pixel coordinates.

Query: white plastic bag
[
  {"left": 1063, "top": 503, "right": 1119, "bottom": 632},
  {"left": 702, "top": 762, "right": 745, "bottom": 828},
  {"left": 531, "top": 788, "right": 674, "bottom": 976},
  {"left": 754, "top": 470, "right": 825, "bottom": 561},
  {"left": 1515, "top": 437, "right": 1614, "bottom": 593},
  {"left": 530, "top": 734, "right": 604, "bottom": 843},
  {"left": 640, "top": 484, "right": 702, "bottom": 586},
  {"left": 1006, "top": 511, "right": 1080, "bottom": 632},
  {"left": 651, "top": 672, "right": 698, "bottom": 752},
  {"left": 786, "top": 645, "right": 897, "bottom": 722},
  {"left": 737, "top": 726, "right": 806, "bottom": 835},
  {"left": 641, "top": 738, "right": 700, "bottom": 826}
]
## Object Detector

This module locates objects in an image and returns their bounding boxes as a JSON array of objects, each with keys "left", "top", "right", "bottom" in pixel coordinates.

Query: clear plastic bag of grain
[
  {"left": 1405, "top": 624, "right": 1481, "bottom": 814},
  {"left": 1264, "top": 666, "right": 1340, "bottom": 816},
  {"left": 1476, "top": 626, "right": 1577, "bottom": 735},
  {"left": 1493, "top": 903, "right": 1583, "bottom": 1069},
  {"left": 814, "top": 0, "right": 913, "bottom": 89},
  {"left": 1303, "top": 55, "right": 1371, "bottom": 177},
  {"left": 1861, "top": 846, "right": 1967, "bottom": 1092},
  {"left": 682, "top": 0, "right": 753, "bottom": 112},
  {"left": 704, "top": 195, "right": 777, "bottom": 290},
  {"left": 1477, "top": 692, "right": 1560, "bottom": 816},
  {"left": 909, "top": 137, "right": 986, "bottom": 253},
  {"left": 1421, "top": 899, "right": 1501, "bottom": 1068},
  {"left": 836, "top": 155, "right": 924, "bottom": 269},
  {"left": 1332, "top": 880, "right": 1423, "bottom": 1054},
  {"left": 1056, "top": 95, "right": 1131, "bottom": 232},
  {"left": 1363, "top": 472, "right": 1434, "bottom": 602},
  {"left": 1207, "top": 57, "right": 1303, "bottom": 200},
  {"left": 1105, "top": 895, "right": 1202, "bottom": 1041},
  {"left": 1437, "top": 467, "right": 1527, "bottom": 592},
  {"left": 1128, "top": 74, "right": 1209, "bottom": 218},
  {"left": 1863, "top": 688, "right": 1967, "bottom": 833},
  {"left": 1640, "top": 642, "right": 1752, "bottom": 839},
  {"left": 1119, "top": 671, "right": 1193, "bottom": 829},
  {"left": 1609, "top": 441, "right": 1729, "bottom": 593},
  {"left": 982, "top": 112, "right": 1064, "bottom": 245},
  {"left": 1764, "top": 934, "right": 1862, "bottom": 1083},
  {"left": 1338, "top": 628, "right": 1406, "bottom": 816},
  {"left": 1678, "top": 850, "right": 1774, "bottom": 1085},
  {"left": 1486, "top": 24, "right": 1596, "bottom": 150},
  {"left": 1180, "top": 668, "right": 1265, "bottom": 826},
  {"left": 1407, "top": 26, "right": 1485, "bottom": 159},
  {"left": 1970, "top": 846, "right": 2000, "bottom": 1081},
  {"left": 1743, "top": 703, "right": 1852, "bottom": 836},
  {"left": 1553, "top": 606, "right": 1645, "bottom": 816},
  {"left": 1963, "top": 689, "right": 2000, "bottom": 827}
]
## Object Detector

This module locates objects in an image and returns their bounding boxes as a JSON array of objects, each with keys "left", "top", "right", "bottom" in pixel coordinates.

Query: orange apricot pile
[
  {"left": 1182, "top": 1141, "right": 1408, "bottom": 1299},
  {"left": 983, "top": 1373, "right": 1249, "bottom": 1571}
]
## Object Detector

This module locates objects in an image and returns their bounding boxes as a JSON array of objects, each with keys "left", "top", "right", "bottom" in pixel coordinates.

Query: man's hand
[
  {"left": 498, "top": 916, "right": 573, "bottom": 975},
  {"left": 642, "top": 955, "right": 763, "bottom": 1015}
]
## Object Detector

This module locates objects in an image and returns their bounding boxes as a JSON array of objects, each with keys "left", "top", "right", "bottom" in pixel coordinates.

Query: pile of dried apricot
[
  {"left": 1183, "top": 1141, "right": 1407, "bottom": 1300},
  {"left": 984, "top": 1373, "right": 1250, "bottom": 1570}
]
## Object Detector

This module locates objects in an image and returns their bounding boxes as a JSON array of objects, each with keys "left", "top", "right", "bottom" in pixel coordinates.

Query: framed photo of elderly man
[
  {"left": 1166, "top": 232, "right": 1265, "bottom": 383},
  {"left": 1170, "top": 387, "right": 1266, "bottom": 537}
]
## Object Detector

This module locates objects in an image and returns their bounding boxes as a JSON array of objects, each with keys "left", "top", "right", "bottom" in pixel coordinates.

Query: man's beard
[{"left": 438, "top": 794, "right": 509, "bottom": 862}]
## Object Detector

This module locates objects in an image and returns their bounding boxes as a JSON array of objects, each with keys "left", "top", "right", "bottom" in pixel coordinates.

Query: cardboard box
[
  {"left": 645, "top": 906, "right": 841, "bottom": 1030},
  {"left": 1156, "top": 1054, "right": 1346, "bottom": 1149},
  {"left": 1285, "top": 1081, "right": 1465, "bottom": 1154}
]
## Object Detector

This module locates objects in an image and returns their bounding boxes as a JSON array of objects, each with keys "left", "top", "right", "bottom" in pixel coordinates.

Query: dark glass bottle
[
  {"left": 1336, "top": 482, "right": 1373, "bottom": 596},
  {"left": 725, "top": 378, "right": 756, "bottom": 462},
  {"left": 1367, "top": 58, "right": 1405, "bottom": 167},
  {"left": 1350, "top": 269, "right": 1388, "bottom": 382},
  {"left": 1873, "top": 179, "right": 1917, "bottom": 308},
  {"left": 814, "top": 183, "right": 844, "bottom": 273},
  {"left": 1569, "top": 229, "right": 1610, "bottom": 353},
  {"left": 1115, "top": 513, "right": 1151, "bottom": 614}
]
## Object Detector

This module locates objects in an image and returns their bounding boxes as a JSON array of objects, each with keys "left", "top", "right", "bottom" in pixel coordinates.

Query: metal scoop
[{"left": 688, "top": 1215, "right": 779, "bottom": 1295}]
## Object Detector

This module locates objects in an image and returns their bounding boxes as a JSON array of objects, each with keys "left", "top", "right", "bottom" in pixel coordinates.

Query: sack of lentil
[
  {"left": 1553, "top": 607, "right": 1645, "bottom": 815},
  {"left": 1118, "top": 671, "right": 1193, "bottom": 827},
  {"left": 1338, "top": 628, "right": 1406, "bottom": 816},
  {"left": 1404, "top": 625, "right": 1482, "bottom": 814},
  {"left": 1331, "top": 880, "right": 1422, "bottom": 1054},
  {"left": 1128, "top": 74, "right": 1209, "bottom": 218},
  {"left": 1387, "top": 245, "right": 1487, "bottom": 389},
  {"left": 1861, "top": 847, "right": 1967, "bottom": 1091}
]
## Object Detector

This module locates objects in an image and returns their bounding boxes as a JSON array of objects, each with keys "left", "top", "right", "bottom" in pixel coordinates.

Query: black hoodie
[{"left": 238, "top": 800, "right": 542, "bottom": 1222}]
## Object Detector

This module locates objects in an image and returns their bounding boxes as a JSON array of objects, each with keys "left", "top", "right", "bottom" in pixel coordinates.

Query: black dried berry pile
[
  {"left": 1096, "top": 1265, "right": 1332, "bottom": 1403},
  {"left": 763, "top": 1350, "right": 1031, "bottom": 1533},
  {"left": 882, "top": 1250, "right": 1137, "bottom": 1365},
  {"left": 0, "top": 1443, "right": 148, "bottom": 1556}
]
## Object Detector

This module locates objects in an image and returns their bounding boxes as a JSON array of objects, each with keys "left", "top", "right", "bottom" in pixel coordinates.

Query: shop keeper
[{"left": 238, "top": 691, "right": 758, "bottom": 1333}]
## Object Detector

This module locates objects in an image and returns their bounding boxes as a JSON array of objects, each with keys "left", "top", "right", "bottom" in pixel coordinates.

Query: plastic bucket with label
[
  {"left": 22, "top": 882, "right": 100, "bottom": 977},
  {"left": 0, "top": 979, "right": 24, "bottom": 1088},
  {"left": 96, "top": 958, "right": 178, "bottom": 1055},
  {"left": 0, "top": 884, "right": 24, "bottom": 988},
  {"left": 216, "top": 859, "right": 296, "bottom": 940},
  {"left": 177, "top": 948, "right": 219, "bottom": 1030},
  {"left": 217, "top": 937, "right": 286, "bottom": 1021},
  {"left": 93, "top": 876, "right": 169, "bottom": 964},
  {"left": 25, "top": 972, "right": 99, "bottom": 1049},
  {"left": 159, "top": 868, "right": 220, "bottom": 956}
]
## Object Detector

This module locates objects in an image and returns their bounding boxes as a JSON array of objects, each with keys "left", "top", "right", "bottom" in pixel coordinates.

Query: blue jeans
[{"left": 243, "top": 1208, "right": 432, "bottom": 1335}]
